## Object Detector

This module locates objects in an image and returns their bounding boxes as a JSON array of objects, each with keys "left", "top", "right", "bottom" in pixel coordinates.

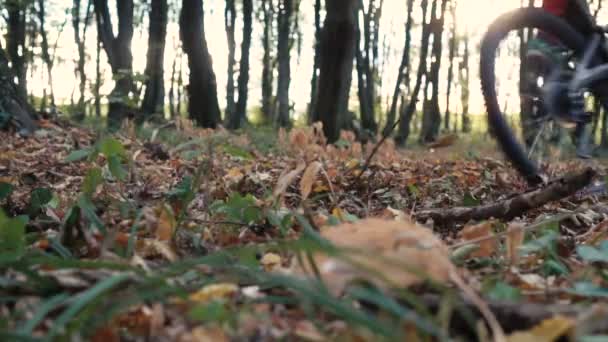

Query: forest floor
[{"left": 1, "top": 118, "right": 608, "bottom": 341}]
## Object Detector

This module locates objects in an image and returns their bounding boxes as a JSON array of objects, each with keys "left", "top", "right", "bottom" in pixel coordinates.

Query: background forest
[
  {"left": 5, "top": 0, "right": 606, "bottom": 143},
  {"left": 3, "top": 0, "right": 608, "bottom": 341}
]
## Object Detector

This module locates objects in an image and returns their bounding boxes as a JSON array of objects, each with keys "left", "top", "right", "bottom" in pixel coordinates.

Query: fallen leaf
[
  {"left": 260, "top": 253, "right": 282, "bottom": 272},
  {"left": 297, "top": 218, "right": 453, "bottom": 295},
  {"left": 273, "top": 163, "right": 306, "bottom": 199},
  {"left": 155, "top": 205, "right": 176, "bottom": 241},
  {"left": 459, "top": 221, "right": 497, "bottom": 258},
  {"left": 189, "top": 283, "right": 239, "bottom": 304},
  {"left": 428, "top": 133, "right": 458, "bottom": 149},
  {"left": 506, "top": 316, "right": 574, "bottom": 342},
  {"left": 506, "top": 222, "right": 525, "bottom": 265},
  {"left": 186, "top": 325, "right": 228, "bottom": 342},
  {"left": 294, "top": 320, "right": 325, "bottom": 341},
  {"left": 300, "top": 161, "right": 323, "bottom": 201}
]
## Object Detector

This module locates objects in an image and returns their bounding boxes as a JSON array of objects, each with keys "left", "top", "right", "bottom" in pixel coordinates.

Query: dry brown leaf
[
  {"left": 155, "top": 205, "right": 176, "bottom": 241},
  {"left": 297, "top": 218, "right": 453, "bottom": 295},
  {"left": 506, "top": 316, "right": 574, "bottom": 342},
  {"left": 300, "top": 161, "right": 323, "bottom": 201},
  {"left": 428, "top": 133, "right": 458, "bottom": 149},
  {"left": 184, "top": 326, "right": 229, "bottom": 342},
  {"left": 506, "top": 222, "right": 525, "bottom": 265},
  {"left": 294, "top": 320, "right": 326, "bottom": 341},
  {"left": 459, "top": 221, "right": 497, "bottom": 258},
  {"left": 137, "top": 239, "right": 178, "bottom": 262},
  {"left": 273, "top": 163, "right": 306, "bottom": 199}
]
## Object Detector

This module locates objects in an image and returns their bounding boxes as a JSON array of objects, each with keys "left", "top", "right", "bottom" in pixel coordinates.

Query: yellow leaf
[
  {"left": 300, "top": 161, "right": 323, "bottom": 201},
  {"left": 189, "top": 283, "right": 239, "bottom": 304},
  {"left": 224, "top": 167, "right": 244, "bottom": 184},
  {"left": 260, "top": 253, "right": 282, "bottom": 272},
  {"left": 506, "top": 316, "right": 574, "bottom": 342}
]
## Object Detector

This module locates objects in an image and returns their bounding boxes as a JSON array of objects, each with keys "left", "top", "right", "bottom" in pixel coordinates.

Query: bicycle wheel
[{"left": 480, "top": 8, "right": 589, "bottom": 185}]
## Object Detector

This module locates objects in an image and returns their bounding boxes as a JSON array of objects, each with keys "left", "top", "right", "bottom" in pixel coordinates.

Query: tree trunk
[
  {"left": 311, "top": 0, "right": 357, "bottom": 143},
  {"left": 72, "top": 0, "right": 94, "bottom": 120},
  {"left": 169, "top": 48, "right": 178, "bottom": 119},
  {"left": 355, "top": 0, "right": 381, "bottom": 135},
  {"left": 420, "top": 0, "right": 447, "bottom": 144},
  {"left": 460, "top": 34, "right": 471, "bottom": 133},
  {"left": 37, "top": 0, "right": 56, "bottom": 110},
  {"left": 179, "top": 0, "right": 222, "bottom": 128},
  {"left": 276, "top": 0, "right": 293, "bottom": 127},
  {"left": 95, "top": 26, "right": 102, "bottom": 118},
  {"left": 384, "top": 0, "right": 414, "bottom": 136},
  {"left": 141, "top": 0, "right": 168, "bottom": 119},
  {"left": 0, "top": 44, "right": 36, "bottom": 133},
  {"left": 261, "top": 0, "right": 274, "bottom": 123},
  {"left": 395, "top": 0, "right": 431, "bottom": 146},
  {"left": 6, "top": 2, "right": 28, "bottom": 100},
  {"left": 93, "top": 0, "right": 135, "bottom": 130},
  {"left": 444, "top": 0, "right": 457, "bottom": 132},
  {"left": 233, "top": 0, "right": 253, "bottom": 129},
  {"left": 224, "top": 0, "right": 237, "bottom": 125},
  {"left": 308, "top": 0, "right": 323, "bottom": 123}
]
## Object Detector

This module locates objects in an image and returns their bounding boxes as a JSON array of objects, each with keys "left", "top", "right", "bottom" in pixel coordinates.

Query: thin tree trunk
[
  {"left": 169, "top": 46, "right": 178, "bottom": 118},
  {"left": 93, "top": 0, "right": 135, "bottom": 130},
  {"left": 308, "top": 0, "right": 323, "bottom": 123},
  {"left": 420, "top": 0, "right": 447, "bottom": 143},
  {"left": 395, "top": 0, "right": 431, "bottom": 146},
  {"left": 180, "top": 0, "right": 221, "bottom": 128},
  {"left": 72, "top": 0, "right": 93, "bottom": 119},
  {"left": 384, "top": 0, "right": 414, "bottom": 136},
  {"left": 95, "top": 26, "right": 102, "bottom": 118},
  {"left": 233, "top": 0, "right": 253, "bottom": 129},
  {"left": 141, "top": 0, "right": 168, "bottom": 119},
  {"left": 444, "top": 0, "right": 457, "bottom": 131},
  {"left": 224, "top": 0, "right": 237, "bottom": 124},
  {"left": 276, "top": 0, "right": 293, "bottom": 127},
  {"left": 460, "top": 34, "right": 470, "bottom": 133},
  {"left": 261, "top": 0, "right": 274, "bottom": 123},
  {"left": 37, "top": 0, "right": 56, "bottom": 109},
  {"left": 177, "top": 53, "right": 183, "bottom": 116},
  {"left": 312, "top": 0, "right": 357, "bottom": 143}
]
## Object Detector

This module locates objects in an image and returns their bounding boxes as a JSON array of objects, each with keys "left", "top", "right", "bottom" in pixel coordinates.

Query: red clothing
[{"left": 543, "top": 0, "right": 569, "bottom": 16}]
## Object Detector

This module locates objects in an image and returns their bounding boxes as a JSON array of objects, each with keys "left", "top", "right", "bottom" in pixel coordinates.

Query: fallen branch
[
  {"left": 416, "top": 294, "right": 608, "bottom": 336},
  {"left": 416, "top": 168, "right": 596, "bottom": 225}
]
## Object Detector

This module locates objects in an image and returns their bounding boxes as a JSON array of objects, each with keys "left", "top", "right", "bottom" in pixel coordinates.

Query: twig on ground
[{"left": 416, "top": 168, "right": 596, "bottom": 225}]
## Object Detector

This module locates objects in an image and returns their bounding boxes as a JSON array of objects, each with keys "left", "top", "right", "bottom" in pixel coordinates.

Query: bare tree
[
  {"left": 276, "top": 0, "right": 294, "bottom": 127},
  {"left": 93, "top": 0, "right": 135, "bottom": 130},
  {"left": 384, "top": 0, "right": 414, "bottom": 136},
  {"left": 260, "top": 0, "right": 274, "bottom": 123},
  {"left": 179, "top": 0, "right": 221, "bottom": 128},
  {"left": 141, "top": 0, "right": 169, "bottom": 119},
  {"left": 233, "top": 0, "right": 253, "bottom": 129},
  {"left": 312, "top": 0, "right": 357, "bottom": 143},
  {"left": 224, "top": 0, "right": 237, "bottom": 123},
  {"left": 395, "top": 0, "right": 431, "bottom": 146},
  {"left": 72, "top": 0, "right": 94, "bottom": 119}
]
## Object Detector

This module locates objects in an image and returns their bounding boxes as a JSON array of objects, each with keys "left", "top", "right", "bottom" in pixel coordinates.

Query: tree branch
[{"left": 416, "top": 168, "right": 597, "bottom": 225}]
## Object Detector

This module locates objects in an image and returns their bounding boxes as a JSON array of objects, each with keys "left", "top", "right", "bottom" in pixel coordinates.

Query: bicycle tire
[{"left": 480, "top": 8, "right": 587, "bottom": 184}]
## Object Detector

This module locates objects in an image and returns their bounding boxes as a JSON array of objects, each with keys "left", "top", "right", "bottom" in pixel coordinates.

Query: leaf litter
[{"left": 0, "top": 119, "right": 608, "bottom": 340}]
